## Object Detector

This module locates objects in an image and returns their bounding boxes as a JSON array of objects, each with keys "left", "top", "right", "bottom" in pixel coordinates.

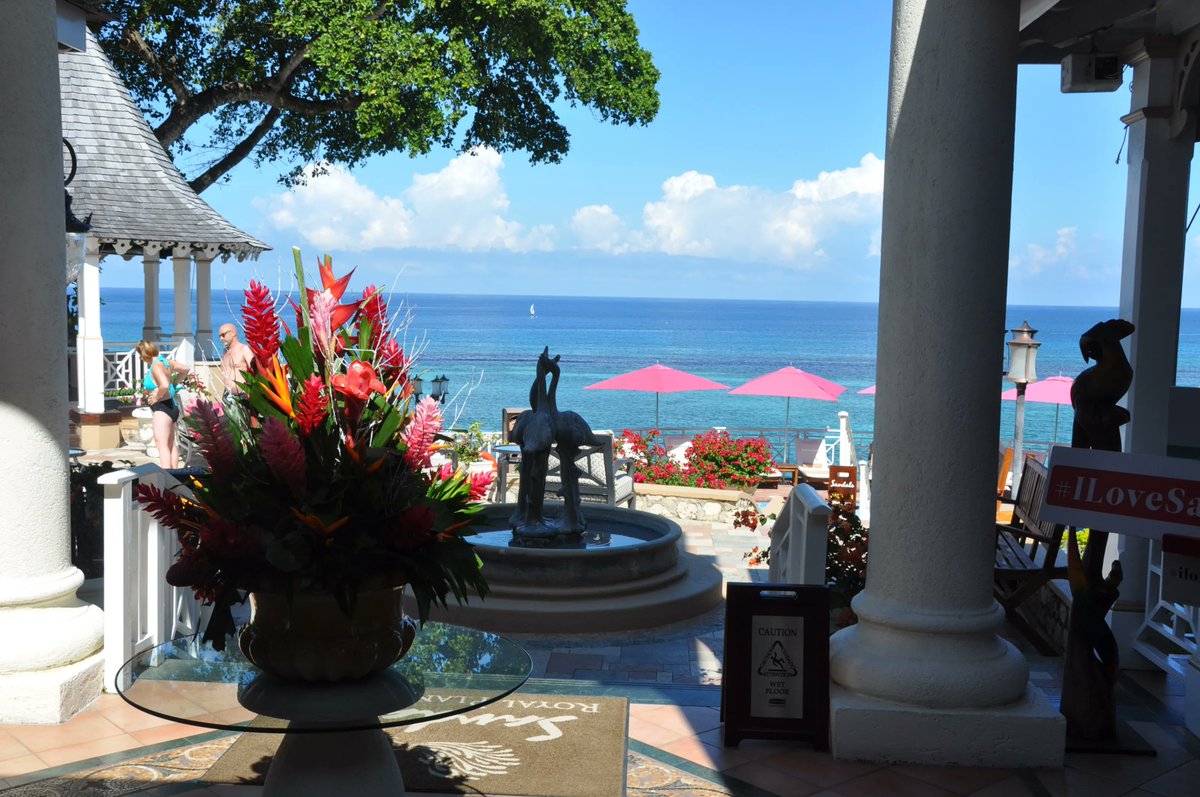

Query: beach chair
[{"left": 544, "top": 433, "right": 638, "bottom": 509}]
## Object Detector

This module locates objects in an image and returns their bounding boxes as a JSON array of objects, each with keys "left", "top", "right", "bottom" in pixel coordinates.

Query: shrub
[
  {"left": 618, "top": 429, "right": 775, "bottom": 491},
  {"left": 70, "top": 459, "right": 131, "bottom": 579}
]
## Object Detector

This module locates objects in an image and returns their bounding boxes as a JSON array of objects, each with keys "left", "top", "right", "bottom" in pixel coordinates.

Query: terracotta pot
[{"left": 238, "top": 585, "right": 417, "bottom": 682}]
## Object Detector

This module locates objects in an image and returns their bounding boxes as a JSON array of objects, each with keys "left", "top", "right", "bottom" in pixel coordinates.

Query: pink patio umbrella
[
  {"left": 1000, "top": 375, "right": 1074, "bottom": 442},
  {"left": 858, "top": 385, "right": 876, "bottom": 395},
  {"left": 584, "top": 364, "right": 730, "bottom": 427},
  {"left": 729, "top": 366, "right": 847, "bottom": 461}
]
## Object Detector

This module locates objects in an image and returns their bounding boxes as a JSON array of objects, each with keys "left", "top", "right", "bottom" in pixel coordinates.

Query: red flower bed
[{"left": 618, "top": 429, "right": 775, "bottom": 491}]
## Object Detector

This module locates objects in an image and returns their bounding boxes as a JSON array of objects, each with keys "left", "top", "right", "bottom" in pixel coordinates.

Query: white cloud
[
  {"left": 263, "top": 149, "right": 885, "bottom": 265},
  {"left": 1017, "top": 227, "right": 1078, "bottom": 275},
  {"left": 607, "top": 154, "right": 885, "bottom": 263},
  {"left": 262, "top": 148, "right": 551, "bottom": 253},
  {"left": 570, "top": 205, "right": 628, "bottom": 253}
]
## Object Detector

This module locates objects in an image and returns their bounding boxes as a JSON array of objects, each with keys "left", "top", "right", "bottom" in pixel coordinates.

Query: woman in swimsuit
[{"left": 135, "top": 340, "right": 190, "bottom": 469}]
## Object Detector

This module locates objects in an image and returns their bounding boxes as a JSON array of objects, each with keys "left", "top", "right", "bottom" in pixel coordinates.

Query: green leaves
[{"left": 97, "top": 0, "right": 661, "bottom": 190}]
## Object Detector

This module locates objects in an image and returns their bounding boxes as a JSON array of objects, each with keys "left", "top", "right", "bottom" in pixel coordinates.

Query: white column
[
  {"left": 195, "top": 252, "right": 214, "bottom": 354},
  {"left": 142, "top": 251, "right": 162, "bottom": 341},
  {"left": 828, "top": 0, "right": 1064, "bottom": 766},
  {"left": 171, "top": 248, "right": 192, "bottom": 343},
  {"left": 1116, "top": 40, "right": 1196, "bottom": 668},
  {"left": 0, "top": 0, "right": 103, "bottom": 723},
  {"left": 75, "top": 238, "right": 105, "bottom": 413}
]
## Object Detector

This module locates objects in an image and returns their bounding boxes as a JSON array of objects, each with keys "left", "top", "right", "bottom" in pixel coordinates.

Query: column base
[
  {"left": 69, "top": 408, "right": 122, "bottom": 450},
  {"left": 1109, "top": 605, "right": 1158, "bottom": 671},
  {"left": 0, "top": 651, "right": 103, "bottom": 724},
  {"left": 830, "top": 684, "right": 1065, "bottom": 767},
  {"left": 1186, "top": 655, "right": 1200, "bottom": 740}
]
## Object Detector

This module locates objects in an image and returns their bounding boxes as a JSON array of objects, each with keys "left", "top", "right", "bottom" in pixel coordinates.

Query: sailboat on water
[{"left": 530, "top": 302, "right": 536, "bottom": 318}]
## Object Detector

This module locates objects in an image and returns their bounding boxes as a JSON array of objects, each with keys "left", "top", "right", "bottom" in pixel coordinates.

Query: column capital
[{"left": 1121, "top": 35, "right": 1178, "bottom": 67}]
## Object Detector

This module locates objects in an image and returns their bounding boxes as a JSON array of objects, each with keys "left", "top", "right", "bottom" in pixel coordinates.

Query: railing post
[{"left": 768, "top": 484, "right": 831, "bottom": 585}]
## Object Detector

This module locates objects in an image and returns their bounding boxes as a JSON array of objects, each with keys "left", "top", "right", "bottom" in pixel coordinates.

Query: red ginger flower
[
  {"left": 134, "top": 483, "right": 198, "bottom": 538},
  {"left": 358, "top": 285, "right": 388, "bottom": 350},
  {"left": 332, "top": 360, "right": 386, "bottom": 401},
  {"left": 294, "top": 374, "right": 329, "bottom": 434},
  {"left": 390, "top": 504, "right": 435, "bottom": 550},
  {"left": 199, "top": 517, "right": 258, "bottom": 559},
  {"left": 402, "top": 396, "right": 443, "bottom": 469},
  {"left": 260, "top": 417, "right": 307, "bottom": 498},
  {"left": 242, "top": 281, "right": 281, "bottom": 366},
  {"left": 468, "top": 470, "right": 495, "bottom": 501},
  {"left": 188, "top": 399, "right": 236, "bottom": 478}
]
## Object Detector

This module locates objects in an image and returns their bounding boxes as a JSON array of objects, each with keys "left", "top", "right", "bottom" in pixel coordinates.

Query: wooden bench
[{"left": 994, "top": 458, "right": 1067, "bottom": 654}]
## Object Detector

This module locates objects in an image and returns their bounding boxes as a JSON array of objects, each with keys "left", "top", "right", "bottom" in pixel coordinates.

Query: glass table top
[{"left": 116, "top": 622, "right": 531, "bottom": 734}]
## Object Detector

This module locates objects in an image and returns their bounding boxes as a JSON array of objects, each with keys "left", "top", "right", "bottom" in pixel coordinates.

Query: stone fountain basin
[
  {"left": 468, "top": 503, "right": 681, "bottom": 587},
  {"left": 411, "top": 502, "right": 724, "bottom": 634}
]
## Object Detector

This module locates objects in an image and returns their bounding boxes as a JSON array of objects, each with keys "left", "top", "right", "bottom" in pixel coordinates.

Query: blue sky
[{"left": 116, "top": 1, "right": 1198, "bottom": 307}]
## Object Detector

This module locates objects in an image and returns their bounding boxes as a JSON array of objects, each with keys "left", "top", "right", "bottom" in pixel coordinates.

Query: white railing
[
  {"left": 98, "top": 464, "right": 204, "bottom": 692},
  {"left": 97, "top": 340, "right": 213, "bottom": 395},
  {"left": 768, "top": 484, "right": 832, "bottom": 585},
  {"left": 1134, "top": 539, "right": 1199, "bottom": 678}
]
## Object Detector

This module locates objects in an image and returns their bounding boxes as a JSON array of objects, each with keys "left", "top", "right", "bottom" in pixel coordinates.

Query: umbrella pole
[
  {"left": 1053, "top": 404, "right": 1060, "bottom": 444},
  {"left": 655, "top": 392, "right": 660, "bottom": 429},
  {"left": 785, "top": 397, "right": 791, "bottom": 462}
]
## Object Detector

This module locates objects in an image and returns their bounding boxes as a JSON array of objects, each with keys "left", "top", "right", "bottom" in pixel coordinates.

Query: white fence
[
  {"left": 98, "top": 464, "right": 204, "bottom": 692},
  {"left": 767, "top": 484, "right": 832, "bottom": 585}
]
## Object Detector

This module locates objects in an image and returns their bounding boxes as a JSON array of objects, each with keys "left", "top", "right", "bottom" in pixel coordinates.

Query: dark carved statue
[
  {"left": 1061, "top": 318, "right": 1134, "bottom": 742},
  {"left": 509, "top": 348, "right": 603, "bottom": 546}
]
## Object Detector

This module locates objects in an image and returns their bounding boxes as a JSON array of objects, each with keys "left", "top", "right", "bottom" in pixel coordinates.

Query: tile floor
[{"left": 3, "top": 487, "right": 1197, "bottom": 796}]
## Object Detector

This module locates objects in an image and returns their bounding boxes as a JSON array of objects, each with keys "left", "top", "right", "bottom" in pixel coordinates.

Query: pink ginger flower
[
  {"left": 188, "top": 398, "right": 236, "bottom": 477},
  {"left": 260, "top": 417, "right": 307, "bottom": 498},
  {"left": 310, "top": 289, "right": 337, "bottom": 360},
  {"left": 402, "top": 396, "right": 443, "bottom": 469},
  {"left": 181, "top": 391, "right": 223, "bottom": 419}
]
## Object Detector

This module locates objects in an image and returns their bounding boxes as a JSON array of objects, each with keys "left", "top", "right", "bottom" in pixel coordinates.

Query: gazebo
[{"left": 60, "top": 29, "right": 268, "bottom": 446}]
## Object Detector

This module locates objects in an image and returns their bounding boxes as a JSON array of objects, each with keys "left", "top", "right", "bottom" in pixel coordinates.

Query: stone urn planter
[{"left": 131, "top": 406, "right": 155, "bottom": 457}]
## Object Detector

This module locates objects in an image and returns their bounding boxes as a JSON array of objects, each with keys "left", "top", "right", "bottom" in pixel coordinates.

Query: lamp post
[
  {"left": 1005, "top": 321, "right": 1040, "bottom": 496},
  {"left": 431, "top": 374, "right": 449, "bottom": 404},
  {"left": 412, "top": 374, "right": 450, "bottom": 404}
]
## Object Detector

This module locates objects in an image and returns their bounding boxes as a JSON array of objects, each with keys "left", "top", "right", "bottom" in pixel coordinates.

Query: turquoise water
[{"left": 97, "top": 288, "right": 1200, "bottom": 448}]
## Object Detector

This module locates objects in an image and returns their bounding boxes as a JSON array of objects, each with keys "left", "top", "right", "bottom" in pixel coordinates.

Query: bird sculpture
[
  {"left": 508, "top": 349, "right": 556, "bottom": 532},
  {"left": 544, "top": 352, "right": 605, "bottom": 533},
  {"left": 1060, "top": 318, "right": 1134, "bottom": 741}
]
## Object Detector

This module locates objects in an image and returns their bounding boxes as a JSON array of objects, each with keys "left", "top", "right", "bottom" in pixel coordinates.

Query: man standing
[{"left": 218, "top": 323, "right": 254, "bottom": 401}]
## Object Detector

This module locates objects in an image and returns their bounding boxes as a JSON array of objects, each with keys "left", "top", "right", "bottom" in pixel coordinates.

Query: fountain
[{"left": 422, "top": 348, "right": 725, "bottom": 633}]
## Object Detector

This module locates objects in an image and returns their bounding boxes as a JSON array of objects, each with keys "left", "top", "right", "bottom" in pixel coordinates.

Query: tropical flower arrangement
[
  {"left": 618, "top": 429, "right": 775, "bottom": 491},
  {"left": 135, "top": 249, "right": 492, "bottom": 648}
]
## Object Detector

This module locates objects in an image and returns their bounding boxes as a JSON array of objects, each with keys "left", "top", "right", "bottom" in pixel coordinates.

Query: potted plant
[{"left": 135, "top": 250, "right": 493, "bottom": 681}]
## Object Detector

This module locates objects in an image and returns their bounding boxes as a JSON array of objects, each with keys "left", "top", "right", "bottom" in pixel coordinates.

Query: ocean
[{"left": 96, "top": 287, "right": 1200, "bottom": 449}]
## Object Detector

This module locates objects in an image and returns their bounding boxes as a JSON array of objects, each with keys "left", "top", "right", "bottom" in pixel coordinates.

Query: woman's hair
[{"left": 135, "top": 340, "right": 159, "bottom": 362}]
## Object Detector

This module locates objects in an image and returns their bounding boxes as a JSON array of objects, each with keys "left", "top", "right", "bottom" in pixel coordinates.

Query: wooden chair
[{"left": 993, "top": 458, "right": 1067, "bottom": 654}]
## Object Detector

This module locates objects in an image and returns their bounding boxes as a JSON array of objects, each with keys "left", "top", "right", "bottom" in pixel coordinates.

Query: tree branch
[
  {"left": 121, "top": 26, "right": 190, "bottom": 104},
  {"left": 188, "top": 107, "right": 282, "bottom": 194}
]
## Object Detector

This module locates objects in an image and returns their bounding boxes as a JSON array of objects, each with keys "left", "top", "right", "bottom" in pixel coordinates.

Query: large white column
[
  {"left": 828, "top": 0, "right": 1064, "bottom": 766},
  {"left": 171, "top": 248, "right": 192, "bottom": 343},
  {"left": 195, "top": 251, "right": 215, "bottom": 354},
  {"left": 0, "top": 0, "right": 104, "bottom": 723},
  {"left": 142, "top": 251, "right": 162, "bottom": 341},
  {"left": 1115, "top": 39, "right": 1196, "bottom": 668},
  {"left": 75, "top": 238, "right": 105, "bottom": 413}
]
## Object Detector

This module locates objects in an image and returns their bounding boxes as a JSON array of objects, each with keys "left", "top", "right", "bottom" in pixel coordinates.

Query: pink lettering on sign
[{"left": 1045, "top": 466, "right": 1200, "bottom": 527}]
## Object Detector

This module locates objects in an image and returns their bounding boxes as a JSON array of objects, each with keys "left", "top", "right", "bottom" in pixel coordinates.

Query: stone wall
[{"left": 633, "top": 483, "right": 758, "bottom": 525}]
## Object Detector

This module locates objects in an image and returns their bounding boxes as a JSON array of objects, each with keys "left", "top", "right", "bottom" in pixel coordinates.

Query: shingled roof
[{"left": 59, "top": 30, "right": 269, "bottom": 262}]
